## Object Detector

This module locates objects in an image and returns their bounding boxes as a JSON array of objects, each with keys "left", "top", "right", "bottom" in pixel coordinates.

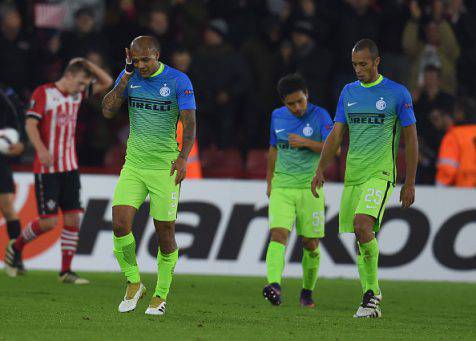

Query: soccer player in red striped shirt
[{"left": 4, "top": 58, "right": 112, "bottom": 283}]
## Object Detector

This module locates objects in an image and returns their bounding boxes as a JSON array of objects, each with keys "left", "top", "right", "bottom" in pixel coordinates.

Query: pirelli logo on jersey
[
  {"left": 129, "top": 96, "right": 172, "bottom": 112},
  {"left": 348, "top": 113, "right": 385, "bottom": 125},
  {"left": 277, "top": 141, "right": 299, "bottom": 151}
]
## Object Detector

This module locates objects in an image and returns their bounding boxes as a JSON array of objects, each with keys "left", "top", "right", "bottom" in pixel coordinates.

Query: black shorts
[
  {"left": 0, "top": 159, "right": 14, "bottom": 194},
  {"left": 34, "top": 170, "right": 82, "bottom": 218}
]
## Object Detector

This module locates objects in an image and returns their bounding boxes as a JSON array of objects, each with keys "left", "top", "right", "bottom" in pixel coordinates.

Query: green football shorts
[
  {"left": 339, "top": 178, "right": 394, "bottom": 233},
  {"left": 268, "top": 187, "right": 325, "bottom": 238},
  {"left": 112, "top": 164, "right": 180, "bottom": 221}
]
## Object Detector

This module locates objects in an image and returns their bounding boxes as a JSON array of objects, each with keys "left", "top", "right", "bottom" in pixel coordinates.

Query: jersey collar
[
  {"left": 149, "top": 63, "right": 165, "bottom": 78},
  {"left": 360, "top": 74, "right": 383, "bottom": 88}
]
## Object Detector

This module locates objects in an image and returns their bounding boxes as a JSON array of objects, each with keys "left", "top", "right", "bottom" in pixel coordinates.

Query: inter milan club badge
[
  {"left": 160, "top": 83, "right": 171, "bottom": 97},
  {"left": 303, "top": 123, "right": 313, "bottom": 137},
  {"left": 376, "top": 97, "right": 386, "bottom": 111}
]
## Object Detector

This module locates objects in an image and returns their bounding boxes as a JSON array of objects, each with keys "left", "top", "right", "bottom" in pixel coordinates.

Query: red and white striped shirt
[{"left": 26, "top": 83, "right": 85, "bottom": 174}]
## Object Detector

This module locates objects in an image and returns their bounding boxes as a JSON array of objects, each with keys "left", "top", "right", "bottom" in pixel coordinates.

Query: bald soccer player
[{"left": 102, "top": 36, "right": 196, "bottom": 315}]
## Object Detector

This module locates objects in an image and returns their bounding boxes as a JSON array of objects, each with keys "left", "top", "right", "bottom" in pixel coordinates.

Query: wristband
[{"left": 125, "top": 63, "right": 134, "bottom": 74}]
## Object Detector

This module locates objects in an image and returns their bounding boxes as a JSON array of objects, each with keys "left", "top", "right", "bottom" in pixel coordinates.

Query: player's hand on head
[
  {"left": 7, "top": 142, "right": 24, "bottom": 156},
  {"left": 311, "top": 169, "right": 325, "bottom": 198},
  {"left": 124, "top": 48, "right": 134, "bottom": 74},
  {"left": 170, "top": 156, "right": 187, "bottom": 185},
  {"left": 400, "top": 183, "right": 415, "bottom": 208}
]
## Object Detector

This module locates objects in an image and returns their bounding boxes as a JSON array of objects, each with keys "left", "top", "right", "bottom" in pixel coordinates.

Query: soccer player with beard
[{"left": 102, "top": 36, "right": 196, "bottom": 315}]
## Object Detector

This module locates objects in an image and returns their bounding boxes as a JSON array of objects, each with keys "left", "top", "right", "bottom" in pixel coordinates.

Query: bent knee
[
  {"left": 354, "top": 215, "right": 375, "bottom": 241},
  {"left": 63, "top": 214, "right": 80, "bottom": 227},
  {"left": 270, "top": 228, "right": 288, "bottom": 245},
  {"left": 302, "top": 237, "right": 319, "bottom": 251},
  {"left": 2, "top": 208, "right": 18, "bottom": 221}
]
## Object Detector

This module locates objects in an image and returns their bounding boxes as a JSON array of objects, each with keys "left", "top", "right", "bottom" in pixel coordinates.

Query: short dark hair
[
  {"left": 64, "top": 60, "right": 93, "bottom": 78},
  {"left": 353, "top": 39, "right": 379, "bottom": 59},
  {"left": 277, "top": 74, "right": 308, "bottom": 100}
]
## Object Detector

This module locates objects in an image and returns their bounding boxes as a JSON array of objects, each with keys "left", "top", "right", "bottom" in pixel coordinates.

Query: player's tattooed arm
[
  {"left": 102, "top": 48, "right": 133, "bottom": 118},
  {"left": 178, "top": 109, "right": 196, "bottom": 160},
  {"left": 101, "top": 74, "right": 131, "bottom": 118}
]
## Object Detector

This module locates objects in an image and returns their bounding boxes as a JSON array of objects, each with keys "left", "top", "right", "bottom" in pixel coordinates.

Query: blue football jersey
[{"left": 270, "top": 103, "right": 333, "bottom": 188}]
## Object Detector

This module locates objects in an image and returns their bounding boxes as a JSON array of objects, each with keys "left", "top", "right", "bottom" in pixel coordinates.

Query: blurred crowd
[{"left": 1, "top": 0, "right": 475, "bottom": 185}]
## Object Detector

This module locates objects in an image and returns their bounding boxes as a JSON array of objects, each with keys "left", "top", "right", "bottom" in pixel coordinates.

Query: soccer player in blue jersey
[
  {"left": 263, "top": 74, "right": 333, "bottom": 307},
  {"left": 311, "top": 39, "right": 418, "bottom": 318},
  {"left": 102, "top": 36, "right": 196, "bottom": 315}
]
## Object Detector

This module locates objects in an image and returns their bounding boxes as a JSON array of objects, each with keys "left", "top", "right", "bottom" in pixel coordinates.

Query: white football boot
[
  {"left": 145, "top": 296, "right": 166, "bottom": 315},
  {"left": 118, "top": 282, "right": 146, "bottom": 313},
  {"left": 353, "top": 290, "right": 382, "bottom": 318}
]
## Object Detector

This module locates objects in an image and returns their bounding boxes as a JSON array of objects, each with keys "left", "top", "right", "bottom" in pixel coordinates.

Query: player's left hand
[
  {"left": 170, "top": 156, "right": 187, "bottom": 185},
  {"left": 400, "top": 183, "right": 415, "bottom": 208},
  {"left": 7, "top": 142, "right": 24, "bottom": 156},
  {"left": 288, "top": 134, "right": 308, "bottom": 148}
]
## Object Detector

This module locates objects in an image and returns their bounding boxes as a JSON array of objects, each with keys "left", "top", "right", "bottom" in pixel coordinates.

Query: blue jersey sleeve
[
  {"left": 397, "top": 86, "right": 417, "bottom": 127},
  {"left": 334, "top": 87, "right": 347, "bottom": 123},
  {"left": 176, "top": 73, "right": 196, "bottom": 111},
  {"left": 114, "top": 70, "right": 128, "bottom": 98},
  {"left": 269, "top": 113, "right": 277, "bottom": 146},
  {"left": 318, "top": 109, "right": 333, "bottom": 141}
]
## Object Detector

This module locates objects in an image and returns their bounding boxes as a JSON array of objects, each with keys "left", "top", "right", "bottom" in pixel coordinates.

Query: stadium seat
[
  {"left": 201, "top": 148, "right": 244, "bottom": 178},
  {"left": 245, "top": 149, "right": 268, "bottom": 179}
]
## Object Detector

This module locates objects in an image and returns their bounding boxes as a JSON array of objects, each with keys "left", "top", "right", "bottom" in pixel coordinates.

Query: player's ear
[
  {"left": 374, "top": 56, "right": 381, "bottom": 68},
  {"left": 156, "top": 51, "right": 160, "bottom": 61}
]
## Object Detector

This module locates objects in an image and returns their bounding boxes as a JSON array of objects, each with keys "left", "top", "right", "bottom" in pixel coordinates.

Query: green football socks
[
  {"left": 266, "top": 241, "right": 286, "bottom": 285},
  {"left": 154, "top": 249, "right": 179, "bottom": 300},
  {"left": 113, "top": 232, "right": 141, "bottom": 284},
  {"left": 358, "top": 238, "right": 380, "bottom": 294},
  {"left": 302, "top": 247, "right": 320, "bottom": 290},
  {"left": 357, "top": 253, "right": 367, "bottom": 293}
]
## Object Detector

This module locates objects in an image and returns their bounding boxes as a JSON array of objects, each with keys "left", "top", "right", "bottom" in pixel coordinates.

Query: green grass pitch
[{"left": 1, "top": 271, "right": 475, "bottom": 340}]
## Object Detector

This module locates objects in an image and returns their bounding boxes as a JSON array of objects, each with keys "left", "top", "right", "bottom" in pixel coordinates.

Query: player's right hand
[
  {"left": 124, "top": 48, "right": 134, "bottom": 74},
  {"left": 311, "top": 168, "right": 325, "bottom": 198},
  {"left": 38, "top": 148, "right": 53, "bottom": 167}
]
